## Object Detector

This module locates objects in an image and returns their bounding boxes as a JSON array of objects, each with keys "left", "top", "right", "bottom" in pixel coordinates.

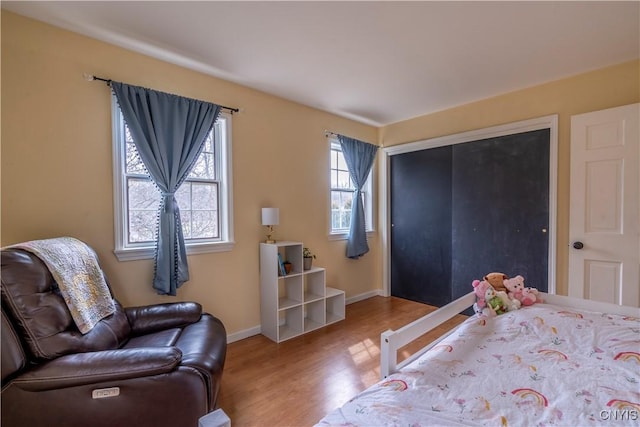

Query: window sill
[
  {"left": 328, "top": 231, "right": 375, "bottom": 241},
  {"left": 114, "top": 241, "right": 235, "bottom": 261}
]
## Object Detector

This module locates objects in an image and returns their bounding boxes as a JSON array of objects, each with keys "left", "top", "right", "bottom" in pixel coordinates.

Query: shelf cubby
[
  {"left": 326, "top": 287, "right": 346, "bottom": 325},
  {"left": 304, "top": 300, "right": 325, "bottom": 332}
]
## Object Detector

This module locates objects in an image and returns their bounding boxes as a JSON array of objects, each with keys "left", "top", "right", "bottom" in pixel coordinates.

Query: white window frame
[
  {"left": 328, "top": 137, "right": 375, "bottom": 240},
  {"left": 112, "top": 96, "right": 234, "bottom": 261}
]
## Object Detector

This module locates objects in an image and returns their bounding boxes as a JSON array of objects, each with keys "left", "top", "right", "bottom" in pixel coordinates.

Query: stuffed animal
[
  {"left": 472, "top": 279, "right": 519, "bottom": 317},
  {"left": 503, "top": 275, "right": 541, "bottom": 306},
  {"left": 485, "top": 286, "right": 508, "bottom": 315},
  {"left": 484, "top": 272, "right": 508, "bottom": 293},
  {"left": 521, "top": 287, "right": 541, "bottom": 305},
  {"left": 472, "top": 279, "right": 492, "bottom": 316}
]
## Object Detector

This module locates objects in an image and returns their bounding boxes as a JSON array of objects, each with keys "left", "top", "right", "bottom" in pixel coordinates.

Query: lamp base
[{"left": 264, "top": 225, "right": 276, "bottom": 244}]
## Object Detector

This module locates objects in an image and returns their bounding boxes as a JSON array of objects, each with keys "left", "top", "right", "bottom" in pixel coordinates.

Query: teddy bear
[
  {"left": 503, "top": 275, "right": 541, "bottom": 306},
  {"left": 484, "top": 272, "right": 509, "bottom": 293},
  {"left": 472, "top": 279, "right": 520, "bottom": 317}
]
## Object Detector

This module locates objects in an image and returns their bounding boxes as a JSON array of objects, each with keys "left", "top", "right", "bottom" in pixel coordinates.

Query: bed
[{"left": 316, "top": 292, "right": 640, "bottom": 426}]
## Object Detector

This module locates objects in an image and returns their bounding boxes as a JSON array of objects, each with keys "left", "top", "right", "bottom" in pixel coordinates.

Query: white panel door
[{"left": 568, "top": 103, "right": 639, "bottom": 307}]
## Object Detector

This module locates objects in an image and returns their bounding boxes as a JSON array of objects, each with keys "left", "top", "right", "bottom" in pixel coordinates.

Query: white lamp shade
[{"left": 261, "top": 208, "right": 279, "bottom": 226}]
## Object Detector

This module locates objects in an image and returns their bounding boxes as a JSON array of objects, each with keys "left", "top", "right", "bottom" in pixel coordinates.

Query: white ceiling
[{"left": 3, "top": 1, "right": 639, "bottom": 126}]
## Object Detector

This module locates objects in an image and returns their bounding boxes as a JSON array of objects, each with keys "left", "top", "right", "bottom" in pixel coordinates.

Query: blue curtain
[
  {"left": 338, "top": 135, "right": 379, "bottom": 259},
  {"left": 111, "top": 82, "right": 221, "bottom": 295}
]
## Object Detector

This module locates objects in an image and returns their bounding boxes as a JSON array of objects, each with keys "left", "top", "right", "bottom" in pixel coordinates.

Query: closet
[{"left": 389, "top": 128, "right": 552, "bottom": 307}]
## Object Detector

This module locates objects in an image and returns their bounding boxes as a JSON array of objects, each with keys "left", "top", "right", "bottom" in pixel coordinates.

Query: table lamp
[{"left": 261, "top": 208, "right": 279, "bottom": 243}]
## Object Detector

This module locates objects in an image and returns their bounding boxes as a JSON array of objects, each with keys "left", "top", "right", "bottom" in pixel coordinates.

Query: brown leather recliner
[{"left": 1, "top": 247, "right": 227, "bottom": 427}]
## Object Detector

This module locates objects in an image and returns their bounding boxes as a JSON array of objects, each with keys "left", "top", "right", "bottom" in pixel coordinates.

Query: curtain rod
[
  {"left": 324, "top": 130, "right": 340, "bottom": 138},
  {"left": 324, "top": 130, "right": 380, "bottom": 147},
  {"left": 84, "top": 74, "right": 240, "bottom": 114},
  {"left": 324, "top": 130, "right": 364, "bottom": 141}
]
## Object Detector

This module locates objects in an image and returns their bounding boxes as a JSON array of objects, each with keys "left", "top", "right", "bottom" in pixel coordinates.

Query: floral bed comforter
[{"left": 316, "top": 303, "right": 640, "bottom": 426}]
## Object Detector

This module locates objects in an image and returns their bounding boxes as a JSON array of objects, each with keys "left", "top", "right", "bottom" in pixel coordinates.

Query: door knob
[{"left": 572, "top": 241, "right": 584, "bottom": 250}]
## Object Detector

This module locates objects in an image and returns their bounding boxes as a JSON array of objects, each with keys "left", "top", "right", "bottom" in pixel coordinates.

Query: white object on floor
[{"left": 199, "top": 409, "right": 230, "bottom": 427}]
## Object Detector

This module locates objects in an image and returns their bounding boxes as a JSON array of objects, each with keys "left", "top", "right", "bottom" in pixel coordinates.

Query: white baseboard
[
  {"left": 227, "top": 325, "right": 261, "bottom": 344},
  {"left": 225, "top": 289, "right": 385, "bottom": 343},
  {"left": 346, "top": 289, "right": 384, "bottom": 305}
]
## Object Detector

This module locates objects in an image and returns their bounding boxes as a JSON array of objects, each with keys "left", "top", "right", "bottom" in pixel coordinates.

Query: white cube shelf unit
[{"left": 259, "top": 241, "right": 345, "bottom": 342}]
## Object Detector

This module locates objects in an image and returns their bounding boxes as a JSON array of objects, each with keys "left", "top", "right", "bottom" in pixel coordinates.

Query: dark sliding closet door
[
  {"left": 390, "top": 129, "right": 550, "bottom": 307},
  {"left": 390, "top": 145, "right": 453, "bottom": 307}
]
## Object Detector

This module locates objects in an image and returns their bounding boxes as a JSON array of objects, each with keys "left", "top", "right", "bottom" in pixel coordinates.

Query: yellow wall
[
  {"left": 380, "top": 59, "right": 640, "bottom": 295},
  {"left": 2, "top": 11, "right": 638, "bottom": 337},
  {"left": 1, "top": 11, "right": 380, "bottom": 337}
]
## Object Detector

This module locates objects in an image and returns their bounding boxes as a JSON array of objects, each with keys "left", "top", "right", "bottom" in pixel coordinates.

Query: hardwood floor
[{"left": 216, "top": 296, "right": 466, "bottom": 426}]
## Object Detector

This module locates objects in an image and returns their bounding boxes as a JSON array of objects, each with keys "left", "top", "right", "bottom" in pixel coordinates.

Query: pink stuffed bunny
[{"left": 472, "top": 279, "right": 491, "bottom": 315}]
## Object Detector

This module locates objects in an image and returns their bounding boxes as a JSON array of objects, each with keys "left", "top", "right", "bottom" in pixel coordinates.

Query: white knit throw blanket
[{"left": 7, "top": 237, "right": 115, "bottom": 334}]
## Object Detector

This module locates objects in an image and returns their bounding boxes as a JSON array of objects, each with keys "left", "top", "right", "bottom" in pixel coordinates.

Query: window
[
  {"left": 113, "top": 98, "right": 234, "bottom": 260},
  {"left": 329, "top": 139, "right": 374, "bottom": 238}
]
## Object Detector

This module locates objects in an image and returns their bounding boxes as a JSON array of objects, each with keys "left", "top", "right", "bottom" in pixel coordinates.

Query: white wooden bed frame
[{"left": 380, "top": 291, "right": 640, "bottom": 379}]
